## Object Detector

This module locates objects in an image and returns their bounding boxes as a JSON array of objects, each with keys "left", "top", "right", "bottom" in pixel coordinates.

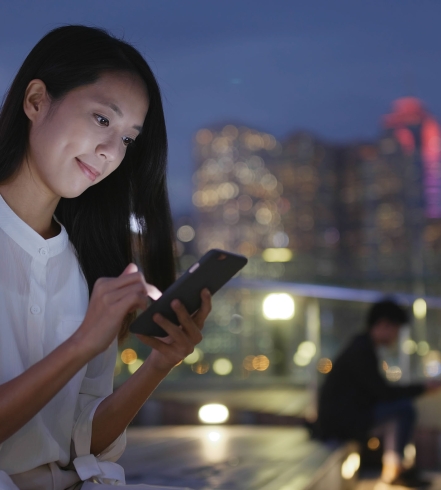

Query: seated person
[{"left": 317, "top": 299, "right": 440, "bottom": 486}]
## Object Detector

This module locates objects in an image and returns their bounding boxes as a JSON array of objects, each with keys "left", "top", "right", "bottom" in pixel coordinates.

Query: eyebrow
[{"left": 96, "top": 98, "right": 143, "bottom": 133}]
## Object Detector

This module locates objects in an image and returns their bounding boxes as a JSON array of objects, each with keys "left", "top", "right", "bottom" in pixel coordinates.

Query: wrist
[
  {"left": 68, "top": 328, "right": 101, "bottom": 360},
  {"left": 143, "top": 354, "right": 174, "bottom": 378}
]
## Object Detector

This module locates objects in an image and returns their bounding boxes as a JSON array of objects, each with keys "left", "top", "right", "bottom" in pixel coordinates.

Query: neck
[{"left": 0, "top": 168, "right": 61, "bottom": 239}]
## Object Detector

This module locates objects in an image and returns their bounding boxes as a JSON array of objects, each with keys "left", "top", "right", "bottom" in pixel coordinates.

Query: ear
[{"left": 23, "top": 79, "right": 49, "bottom": 122}]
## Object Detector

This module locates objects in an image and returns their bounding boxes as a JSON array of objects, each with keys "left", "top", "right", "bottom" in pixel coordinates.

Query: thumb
[{"left": 121, "top": 263, "right": 138, "bottom": 276}]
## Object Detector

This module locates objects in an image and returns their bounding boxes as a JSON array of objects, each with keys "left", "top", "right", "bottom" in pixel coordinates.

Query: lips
[{"left": 76, "top": 158, "right": 101, "bottom": 182}]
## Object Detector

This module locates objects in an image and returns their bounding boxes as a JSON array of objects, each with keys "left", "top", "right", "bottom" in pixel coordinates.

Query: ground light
[{"left": 198, "top": 404, "right": 229, "bottom": 424}]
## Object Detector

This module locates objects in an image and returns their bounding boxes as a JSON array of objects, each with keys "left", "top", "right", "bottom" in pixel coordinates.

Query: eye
[
  {"left": 94, "top": 114, "right": 109, "bottom": 127},
  {"left": 122, "top": 136, "right": 135, "bottom": 147}
]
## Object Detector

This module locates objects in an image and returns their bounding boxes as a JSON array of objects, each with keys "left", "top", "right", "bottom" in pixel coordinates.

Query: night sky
[{"left": 1, "top": 0, "right": 440, "bottom": 213}]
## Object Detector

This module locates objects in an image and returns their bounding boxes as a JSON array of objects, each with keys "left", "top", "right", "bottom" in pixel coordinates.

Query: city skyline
[{"left": 182, "top": 95, "right": 441, "bottom": 296}]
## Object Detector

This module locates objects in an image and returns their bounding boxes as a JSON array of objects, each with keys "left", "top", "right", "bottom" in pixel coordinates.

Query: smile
[{"left": 76, "top": 158, "right": 101, "bottom": 182}]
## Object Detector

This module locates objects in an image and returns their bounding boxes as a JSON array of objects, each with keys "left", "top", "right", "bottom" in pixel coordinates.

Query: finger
[
  {"left": 106, "top": 282, "right": 148, "bottom": 304},
  {"left": 152, "top": 313, "right": 188, "bottom": 341},
  {"left": 102, "top": 270, "right": 148, "bottom": 293},
  {"left": 121, "top": 263, "right": 138, "bottom": 276},
  {"left": 136, "top": 333, "right": 180, "bottom": 357},
  {"left": 192, "top": 289, "right": 212, "bottom": 328},
  {"left": 115, "top": 288, "right": 150, "bottom": 314},
  {"left": 170, "top": 301, "right": 203, "bottom": 343},
  {"left": 135, "top": 333, "right": 194, "bottom": 365},
  {"left": 146, "top": 283, "right": 162, "bottom": 301}
]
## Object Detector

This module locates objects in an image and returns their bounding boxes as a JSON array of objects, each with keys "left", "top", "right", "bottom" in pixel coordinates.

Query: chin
[{"left": 59, "top": 185, "right": 91, "bottom": 199}]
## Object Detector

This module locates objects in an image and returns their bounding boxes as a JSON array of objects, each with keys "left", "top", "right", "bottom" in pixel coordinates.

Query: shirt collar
[{"left": 0, "top": 194, "right": 68, "bottom": 262}]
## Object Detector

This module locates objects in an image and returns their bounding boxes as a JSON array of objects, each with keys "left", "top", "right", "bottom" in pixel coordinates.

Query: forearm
[
  {"left": 0, "top": 334, "right": 91, "bottom": 444},
  {"left": 90, "top": 355, "right": 171, "bottom": 455}
]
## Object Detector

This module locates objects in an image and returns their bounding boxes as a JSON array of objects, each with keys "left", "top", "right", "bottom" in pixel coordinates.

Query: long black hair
[{"left": 0, "top": 25, "right": 176, "bottom": 339}]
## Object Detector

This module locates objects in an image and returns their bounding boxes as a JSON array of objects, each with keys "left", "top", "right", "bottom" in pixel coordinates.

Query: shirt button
[
  {"left": 39, "top": 248, "right": 48, "bottom": 256},
  {"left": 30, "top": 305, "right": 41, "bottom": 315}
]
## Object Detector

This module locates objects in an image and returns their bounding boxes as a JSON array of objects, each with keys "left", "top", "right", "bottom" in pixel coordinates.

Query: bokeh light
[
  {"left": 367, "top": 437, "right": 380, "bottom": 450},
  {"left": 213, "top": 358, "right": 233, "bottom": 376},
  {"left": 262, "top": 248, "right": 293, "bottom": 262},
  {"left": 191, "top": 361, "right": 210, "bottom": 374},
  {"left": 177, "top": 225, "right": 195, "bottom": 242},
  {"left": 317, "top": 358, "right": 332, "bottom": 374},
  {"left": 121, "top": 349, "right": 137, "bottom": 365},
  {"left": 252, "top": 355, "right": 270, "bottom": 371},
  {"left": 243, "top": 355, "right": 256, "bottom": 371},
  {"left": 385, "top": 366, "right": 402, "bottom": 382},
  {"left": 402, "top": 339, "right": 417, "bottom": 355},
  {"left": 298, "top": 341, "right": 317, "bottom": 359},
  {"left": 341, "top": 453, "right": 360, "bottom": 480},
  {"left": 413, "top": 298, "right": 427, "bottom": 319},
  {"left": 128, "top": 358, "right": 143, "bottom": 374},
  {"left": 262, "top": 293, "right": 295, "bottom": 320},
  {"left": 198, "top": 404, "right": 229, "bottom": 424},
  {"left": 184, "top": 347, "right": 203, "bottom": 365},
  {"left": 417, "top": 341, "right": 430, "bottom": 356},
  {"left": 293, "top": 352, "right": 311, "bottom": 367}
]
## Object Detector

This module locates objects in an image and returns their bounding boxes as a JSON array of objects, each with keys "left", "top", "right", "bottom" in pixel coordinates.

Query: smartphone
[{"left": 129, "top": 249, "right": 248, "bottom": 337}]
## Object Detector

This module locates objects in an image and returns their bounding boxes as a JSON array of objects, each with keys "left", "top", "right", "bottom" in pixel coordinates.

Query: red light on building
[{"left": 383, "top": 97, "right": 441, "bottom": 219}]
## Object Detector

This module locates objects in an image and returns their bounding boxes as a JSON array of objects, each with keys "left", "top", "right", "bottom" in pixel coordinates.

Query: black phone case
[{"left": 129, "top": 249, "right": 248, "bottom": 337}]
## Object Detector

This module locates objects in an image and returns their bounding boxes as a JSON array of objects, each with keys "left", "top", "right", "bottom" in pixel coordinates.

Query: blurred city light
[
  {"left": 128, "top": 359, "right": 143, "bottom": 374},
  {"left": 417, "top": 341, "right": 430, "bottom": 356},
  {"left": 423, "top": 350, "right": 441, "bottom": 377},
  {"left": 184, "top": 347, "right": 203, "bottom": 365},
  {"left": 298, "top": 341, "right": 317, "bottom": 358},
  {"left": 385, "top": 366, "right": 402, "bottom": 382},
  {"left": 341, "top": 453, "right": 360, "bottom": 480},
  {"left": 198, "top": 404, "right": 229, "bottom": 424},
  {"left": 413, "top": 298, "right": 427, "bottom": 319},
  {"left": 404, "top": 444, "right": 416, "bottom": 467},
  {"left": 293, "top": 352, "right": 311, "bottom": 367},
  {"left": 402, "top": 339, "right": 417, "bottom": 355},
  {"left": 213, "top": 358, "right": 233, "bottom": 375},
  {"left": 191, "top": 361, "right": 210, "bottom": 374},
  {"left": 121, "top": 349, "right": 137, "bottom": 365},
  {"left": 252, "top": 355, "right": 270, "bottom": 371},
  {"left": 243, "top": 355, "right": 256, "bottom": 371},
  {"left": 177, "top": 225, "right": 195, "bottom": 242},
  {"left": 367, "top": 437, "right": 380, "bottom": 450},
  {"left": 262, "top": 248, "right": 293, "bottom": 262},
  {"left": 262, "top": 293, "right": 295, "bottom": 320},
  {"left": 317, "top": 358, "right": 333, "bottom": 374}
]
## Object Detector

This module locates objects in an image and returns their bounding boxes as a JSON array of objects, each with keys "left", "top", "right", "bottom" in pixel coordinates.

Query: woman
[{"left": 0, "top": 25, "right": 211, "bottom": 489}]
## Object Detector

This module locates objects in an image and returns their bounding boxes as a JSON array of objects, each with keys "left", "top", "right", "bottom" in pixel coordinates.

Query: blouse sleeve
[{"left": 71, "top": 338, "right": 126, "bottom": 462}]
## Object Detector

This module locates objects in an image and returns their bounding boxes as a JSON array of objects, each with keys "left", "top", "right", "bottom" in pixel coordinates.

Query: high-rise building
[{"left": 188, "top": 99, "right": 441, "bottom": 293}]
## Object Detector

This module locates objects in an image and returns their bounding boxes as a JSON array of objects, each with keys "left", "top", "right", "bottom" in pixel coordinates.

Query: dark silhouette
[{"left": 317, "top": 299, "right": 439, "bottom": 486}]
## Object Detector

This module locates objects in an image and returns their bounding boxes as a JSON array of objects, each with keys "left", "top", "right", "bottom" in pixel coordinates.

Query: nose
[{"left": 95, "top": 133, "right": 124, "bottom": 164}]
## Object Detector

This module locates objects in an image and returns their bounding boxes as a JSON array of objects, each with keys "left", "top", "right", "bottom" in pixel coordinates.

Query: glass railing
[{"left": 115, "top": 280, "right": 441, "bottom": 390}]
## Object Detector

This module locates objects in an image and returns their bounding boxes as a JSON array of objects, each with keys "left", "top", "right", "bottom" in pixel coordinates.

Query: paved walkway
[{"left": 119, "top": 426, "right": 348, "bottom": 490}]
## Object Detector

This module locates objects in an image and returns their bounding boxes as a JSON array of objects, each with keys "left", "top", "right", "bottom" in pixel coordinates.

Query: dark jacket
[{"left": 317, "top": 333, "right": 425, "bottom": 441}]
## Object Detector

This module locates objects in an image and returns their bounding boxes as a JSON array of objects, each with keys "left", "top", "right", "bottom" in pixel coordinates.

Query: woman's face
[{"left": 25, "top": 71, "right": 149, "bottom": 199}]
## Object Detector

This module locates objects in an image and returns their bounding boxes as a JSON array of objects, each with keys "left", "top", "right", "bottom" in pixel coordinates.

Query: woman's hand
[
  {"left": 136, "top": 289, "right": 212, "bottom": 373},
  {"left": 73, "top": 263, "right": 160, "bottom": 356}
]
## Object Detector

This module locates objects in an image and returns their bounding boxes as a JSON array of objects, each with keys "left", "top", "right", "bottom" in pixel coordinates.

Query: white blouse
[{"left": 0, "top": 195, "right": 126, "bottom": 486}]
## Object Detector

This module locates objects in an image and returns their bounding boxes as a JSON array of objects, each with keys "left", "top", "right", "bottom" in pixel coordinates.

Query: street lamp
[{"left": 262, "top": 293, "right": 295, "bottom": 376}]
